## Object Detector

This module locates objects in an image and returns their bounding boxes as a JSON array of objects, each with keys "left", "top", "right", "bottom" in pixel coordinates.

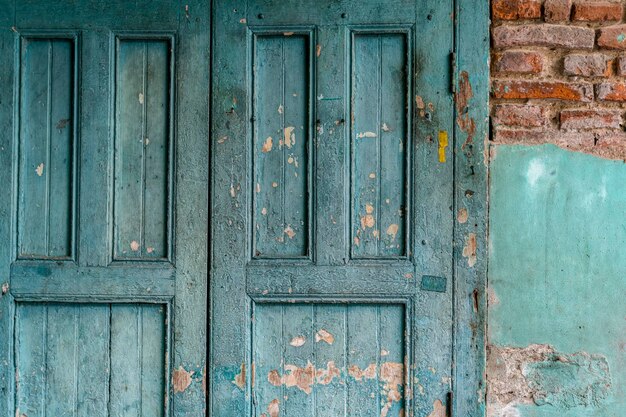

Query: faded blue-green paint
[
  {"left": 0, "top": 1, "right": 209, "bottom": 416},
  {"left": 489, "top": 145, "right": 626, "bottom": 417}
]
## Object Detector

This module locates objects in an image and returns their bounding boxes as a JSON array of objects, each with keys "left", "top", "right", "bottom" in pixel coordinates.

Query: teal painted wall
[{"left": 488, "top": 145, "right": 626, "bottom": 417}]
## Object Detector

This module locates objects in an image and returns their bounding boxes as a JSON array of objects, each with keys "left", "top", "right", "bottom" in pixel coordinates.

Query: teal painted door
[
  {"left": 0, "top": 1, "right": 209, "bottom": 415},
  {"left": 211, "top": 1, "right": 455, "bottom": 416}
]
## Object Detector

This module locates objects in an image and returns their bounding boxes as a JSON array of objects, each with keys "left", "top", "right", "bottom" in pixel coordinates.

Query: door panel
[
  {"left": 212, "top": 1, "right": 454, "bottom": 416},
  {"left": 0, "top": 1, "right": 209, "bottom": 415}
]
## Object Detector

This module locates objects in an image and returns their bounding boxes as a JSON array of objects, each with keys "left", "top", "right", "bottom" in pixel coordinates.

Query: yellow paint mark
[
  {"left": 438, "top": 131, "right": 448, "bottom": 163},
  {"left": 315, "top": 329, "right": 335, "bottom": 345},
  {"left": 284, "top": 126, "right": 295, "bottom": 148},
  {"left": 233, "top": 363, "right": 246, "bottom": 390},
  {"left": 35, "top": 163, "right": 44, "bottom": 177},
  {"left": 316, "top": 44, "right": 322, "bottom": 57},
  {"left": 289, "top": 335, "right": 306, "bottom": 347},
  {"left": 172, "top": 366, "right": 194, "bottom": 393},
  {"left": 130, "top": 241, "right": 140, "bottom": 252},
  {"left": 262, "top": 136, "right": 273, "bottom": 153}
]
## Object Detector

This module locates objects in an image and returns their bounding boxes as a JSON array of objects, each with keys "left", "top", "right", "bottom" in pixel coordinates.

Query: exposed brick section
[
  {"left": 618, "top": 56, "right": 626, "bottom": 75},
  {"left": 545, "top": 0, "right": 573, "bottom": 22},
  {"left": 492, "top": 25, "right": 596, "bottom": 49},
  {"left": 597, "top": 25, "right": 626, "bottom": 49},
  {"left": 493, "top": 80, "right": 594, "bottom": 102},
  {"left": 490, "top": 0, "right": 626, "bottom": 160},
  {"left": 596, "top": 81, "right": 626, "bottom": 101},
  {"left": 494, "top": 104, "right": 548, "bottom": 128},
  {"left": 492, "top": 0, "right": 542, "bottom": 20},
  {"left": 560, "top": 109, "right": 623, "bottom": 130},
  {"left": 563, "top": 54, "right": 612, "bottom": 77},
  {"left": 494, "top": 51, "right": 544, "bottom": 74},
  {"left": 572, "top": 2, "right": 623, "bottom": 22}
]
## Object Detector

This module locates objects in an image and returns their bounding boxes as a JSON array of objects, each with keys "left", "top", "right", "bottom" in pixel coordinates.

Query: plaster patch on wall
[{"left": 487, "top": 344, "right": 612, "bottom": 416}]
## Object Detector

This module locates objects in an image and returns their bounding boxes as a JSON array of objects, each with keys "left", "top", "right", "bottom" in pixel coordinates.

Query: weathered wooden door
[
  {"left": 211, "top": 1, "right": 455, "bottom": 416},
  {"left": 0, "top": 1, "right": 209, "bottom": 415}
]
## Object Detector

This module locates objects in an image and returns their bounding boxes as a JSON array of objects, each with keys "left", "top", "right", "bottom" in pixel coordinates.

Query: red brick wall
[{"left": 491, "top": 0, "right": 626, "bottom": 160}]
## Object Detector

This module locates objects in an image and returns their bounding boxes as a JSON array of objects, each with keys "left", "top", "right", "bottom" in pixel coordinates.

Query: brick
[
  {"left": 494, "top": 51, "right": 544, "bottom": 74},
  {"left": 618, "top": 56, "right": 626, "bottom": 75},
  {"left": 545, "top": 0, "right": 572, "bottom": 22},
  {"left": 598, "top": 25, "right": 626, "bottom": 49},
  {"left": 572, "top": 1, "right": 623, "bottom": 22},
  {"left": 494, "top": 104, "right": 547, "bottom": 127},
  {"left": 492, "top": 24, "right": 595, "bottom": 49},
  {"left": 563, "top": 54, "right": 611, "bottom": 77},
  {"left": 493, "top": 129, "right": 594, "bottom": 147},
  {"left": 560, "top": 109, "right": 622, "bottom": 130},
  {"left": 493, "top": 0, "right": 542, "bottom": 20},
  {"left": 596, "top": 82, "right": 626, "bottom": 101},
  {"left": 492, "top": 80, "right": 594, "bottom": 102}
]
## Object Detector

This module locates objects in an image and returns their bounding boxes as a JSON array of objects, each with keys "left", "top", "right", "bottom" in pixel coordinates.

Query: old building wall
[{"left": 489, "top": 1, "right": 626, "bottom": 417}]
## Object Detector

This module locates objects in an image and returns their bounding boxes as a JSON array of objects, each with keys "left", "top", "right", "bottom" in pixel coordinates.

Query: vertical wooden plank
[
  {"left": 47, "top": 39, "right": 74, "bottom": 258},
  {"left": 174, "top": 0, "right": 210, "bottom": 413},
  {"left": 143, "top": 40, "right": 170, "bottom": 260},
  {"left": 351, "top": 35, "right": 381, "bottom": 258},
  {"left": 210, "top": 0, "right": 247, "bottom": 414},
  {"left": 282, "top": 304, "right": 314, "bottom": 417},
  {"left": 315, "top": 25, "right": 347, "bottom": 265},
  {"left": 78, "top": 30, "right": 112, "bottom": 267},
  {"left": 379, "top": 34, "right": 407, "bottom": 258},
  {"left": 0, "top": 2, "right": 16, "bottom": 412},
  {"left": 313, "top": 305, "right": 347, "bottom": 416},
  {"left": 346, "top": 305, "right": 379, "bottom": 417},
  {"left": 76, "top": 305, "right": 110, "bottom": 417},
  {"left": 253, "top": 304, "right": 284, "bottom": 416},
  {"left": 109, "top": 304, "right": 141, "bottom": 415},
  {"left": 454, "top": 0, "right": 489, "bottom": 416},
  {"left": 140, "top": 305, "right": 166, "bottom": 416},
  {"left": 45, "top": 304, "right": 78, "bottom": 416},
  {"left": 14, "top": 304, "right": 47, "bottom": 417},
  {"left": 412, "top": 1, "right": 456, "bottom": 416},
  {"left": 18, "top": 39, "right": 51, "bottom": 257},
  {"left": 378, "top": 305, "right": 405, "bottom": 417},
  {"left": 115, "top": 40, "right": 146, "bottom": 259}
]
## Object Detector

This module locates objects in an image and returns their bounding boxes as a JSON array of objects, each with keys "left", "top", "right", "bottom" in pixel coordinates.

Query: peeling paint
[
  {"left": 315, "top": 329, "right": 335, "bottom": 345},
  {"left": 262, "top": 136, "right": 273, "bottom": 153},
  {"left": 386, "top": 223, "right": 399, "bottom": 240},
  {"left": 457, "top": 208, "right": 468, "bottom": 224},
  {"left": 380, "top": 362, "right": 404, "bottom": 417},
  {"left": 289, "top": 335, "right": 306, "bottom": 347},
  {"left": 130, "top": 240, "right": 140, "bottom": 252},
  {"left": 172, "top": 366, "right": 194, "bottom": 393},
  {"left": 1, "top": 282, "right": 8, "bottom": 295},
  {"left": 138, "top": 93, "right": 144, "bottom": 104},
  {"left": 316, "top": 44, "right": 322, "bottom": 57},
  {"left": 267, "top": 399, "right": 280, "bottom": 417},
  {"left": 357, "top": 131, "right": 377, "bottom": 138},
  {"left": 284, "top": 126, "right": 295, "bottom": 148},
  {"left": 348, "top": 363, "right": 377, "bottom": 381},
  {"left": 427, "top": 399, "right": 446, "bottom": 417},
  {"left": 35, "top": 163, "right": 44, "bottom": 177},
  {"left": 284, "top": 225, "right": 296, "bottom": 239},
  {"left": 233, "top": 363, "right": 246, "bottom": 390},
  {"left": 462, "top": 233, "right": 477, "bottom": 267},
  {"left": 455, "top": 71, "right": 476, "bottom": 150}
]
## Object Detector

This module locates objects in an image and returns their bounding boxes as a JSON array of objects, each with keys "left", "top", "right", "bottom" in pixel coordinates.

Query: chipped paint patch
[
  {"left": 138, "top": 93, "right": 144, "bottom": 104},
  {"left": 316, "top": 44, "right": 322, "bottom": 57},
  {"left": 427, "top": 400, "right": 446, "bottom": 417},
  {"left": 315, "top": 329, "right": 335, "bottom": 344},
  {"left": 386, "top": 223, "right": 399, "bottom": 240},
  {"left": 380, "top": 362, "right": 404, "bottom": 417},
  {"left": 172, "top": 366, "right": 194, "bottom": 393},
  {"left": 35, "top": 163, "right": 44, "bottom": 176},
  {"left": 488, "top": 344, "right": 612, "bottom": 413},
  {"left": 130, "top": 240, "right": 140, "bottom": 252},
  {"left": 316, "top": 361, "right": 341, "bottom": 385},
  {"left": 457, "top": 208, "right": 468, "bottom": 224},
  {"left": 289, "top": 335, "right": 306, "bottom": 347},
  {"left": 462, "top": 233, "right": 477, "bottom": 267},
  {"left": 348, "top": 363, "right": 377, "bottom": 381},
  {"left": 284, "top": 225, "right": 296, "bottom": 239},
  {"left": 267, "top": 399, "right": 280, "bottom": 417},
  {"left": 455, "top": 71, "right": 476, "bottom": 150},
  {"left": 233, "top": 363, "right": 246, "bottom": 390},
  {"left": 262, "top": 136, "right": 273, "bottom": 153},
  {"left": 284, "top": 126, "right": 296, "bottom": 148},
  {"left": 357, "top": 131, "right": 377, "bottom": 138},
  {"left": 1, "top": 282, "right": 8, "bottom": 295}
]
